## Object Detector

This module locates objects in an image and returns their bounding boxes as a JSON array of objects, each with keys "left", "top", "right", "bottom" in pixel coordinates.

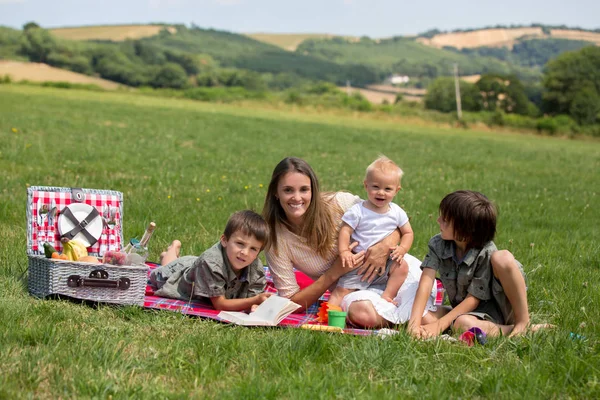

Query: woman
[{"left": 262, "top": 157, "right": 401, "bottom": 326}]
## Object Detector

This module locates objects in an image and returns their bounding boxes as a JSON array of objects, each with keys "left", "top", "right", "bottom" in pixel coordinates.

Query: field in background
[
  {"left": 418, "top": 27, "right": 600, "bottom": 49},
  {"left": 341, "top": 85, "right": 426, "bottom": 104},
  {"left": 0, "top": 85, "right": 598, "bottom": 398},
  {"left": 0, "top": 60, "right": 122, "bottom": 89},
  {"left": 50, "top": 25, "right": 177, "bottom": 41},
  {"left": 245, "top": 33, "right": 342, "bottom": 51}
]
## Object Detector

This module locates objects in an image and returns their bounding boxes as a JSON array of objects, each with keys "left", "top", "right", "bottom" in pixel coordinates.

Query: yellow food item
[
  {"left": 78, "top": 255, "right": 100, "bottom": 264},
  {"left": 300, "top": 324, "right": 344, "bottom": 333},
  {"left": 62, "top": 239, "right": 88, "bottom": 261}
]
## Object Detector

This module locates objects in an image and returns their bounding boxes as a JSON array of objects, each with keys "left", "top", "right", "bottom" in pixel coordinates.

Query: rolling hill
[
  {"left": 0, "top": 60, "right": 121, "bottom": 89},
  {"left": 2, "top": 23, "right": 598, "bottom": 90},
  {"left": 417, "top": 27, "right": 600, "bottom": 49},
  {"left": 50, "top": 24, "right": 177, "bottom": 41},
  {"left": 244, "top": 33, "right": 343, "bottom": 51}
]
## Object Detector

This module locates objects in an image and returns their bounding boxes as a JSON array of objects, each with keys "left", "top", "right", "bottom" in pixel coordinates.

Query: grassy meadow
[{"left": 0, "top": 85, "right": 599, "bottom": 399}]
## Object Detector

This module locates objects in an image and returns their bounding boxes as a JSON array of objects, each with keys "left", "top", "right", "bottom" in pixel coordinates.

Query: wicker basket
[{"left": 26, "top": 186, "right": 148, "bottom": 306}]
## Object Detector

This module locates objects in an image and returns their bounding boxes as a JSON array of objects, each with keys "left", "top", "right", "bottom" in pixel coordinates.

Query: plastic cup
[{"left": 328, "top": 310, "right": 347, "bottom": 329}]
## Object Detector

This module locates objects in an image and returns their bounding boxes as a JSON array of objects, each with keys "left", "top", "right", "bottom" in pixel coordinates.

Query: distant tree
[
  {"left": 476, "top": 74, "right": 535, "bottom": 115},
  {"left": 132, "top": 40, "right": 166, "bottom": 65},
  {"left": 46, "top": 52, "right": 92, "bottom": 74},
  {"left": 93, "top": 50, "right": 149, "bottom": 86},
  {"left": 542, "top": 46, "right": 600, "bottom": 123},
  {"left": 164, "top": 50, "right": 207, "bottom": 75},
  {"left": 196, "top": 72, "right": 220, "bottom": 87},
  {"left": 418, "top": 29, "right": 442, "bottom": 39},
  {"left": 23, "top": 22, "right": 40, "bottom": 31},
  {"left": 424, "top": 77, "right": 482, "bottom": 113},
  {"left": 19, "top": 27, "right": 56, "bottom": 63},
  {"left": 569, "top": 87, "right": 600, "bottom": 125},
  {"left": 151, "top": 63, "right": 189, "bottom": 89}
]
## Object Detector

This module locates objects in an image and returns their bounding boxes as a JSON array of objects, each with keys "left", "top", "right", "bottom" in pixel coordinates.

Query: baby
[{"left": 329, "top": 155, "right": 414, "bottom": 306}]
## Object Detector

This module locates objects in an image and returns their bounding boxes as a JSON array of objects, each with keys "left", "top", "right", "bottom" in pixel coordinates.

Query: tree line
[{"left": 424, "top": 46, "right": 600, "bottom": 129}]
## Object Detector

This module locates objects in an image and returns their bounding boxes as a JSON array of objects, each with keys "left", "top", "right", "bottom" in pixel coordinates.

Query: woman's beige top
[{"left": 265, "top": 191, "right": 361, "bottom": 298}]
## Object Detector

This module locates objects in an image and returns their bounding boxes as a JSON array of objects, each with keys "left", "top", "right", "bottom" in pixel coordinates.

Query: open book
[{"left": 217, "top": 295, "right": 301, "bottom": 326}]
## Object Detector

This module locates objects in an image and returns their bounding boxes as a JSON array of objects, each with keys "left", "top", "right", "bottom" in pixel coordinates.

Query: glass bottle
[{"left": 125, "top": 222, "right": 156, "bottom": 265}]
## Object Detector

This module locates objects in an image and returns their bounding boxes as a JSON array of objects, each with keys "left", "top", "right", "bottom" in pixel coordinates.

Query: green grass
[{"left": 1, "top": 85, "right": 599, "bottom": 398}]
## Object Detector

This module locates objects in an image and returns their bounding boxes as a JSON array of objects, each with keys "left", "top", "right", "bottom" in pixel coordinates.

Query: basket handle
[{"left": 67, "top": 270, "right": 131, "bottom": 290}]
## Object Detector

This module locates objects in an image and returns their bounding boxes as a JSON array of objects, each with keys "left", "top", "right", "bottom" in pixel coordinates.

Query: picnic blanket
[{"left": 143, "top": 263, "right": 444, "bottom": 336}]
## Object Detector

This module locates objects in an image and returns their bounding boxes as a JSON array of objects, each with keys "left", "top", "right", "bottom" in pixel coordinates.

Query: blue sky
[{"left": 0, "top": 0, "right": 598, "bottom": 37}]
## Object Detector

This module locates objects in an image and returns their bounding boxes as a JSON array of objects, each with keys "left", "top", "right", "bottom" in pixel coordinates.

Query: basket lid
[{"left": 27, "top": 186, "right": 124, "bottom": 257}]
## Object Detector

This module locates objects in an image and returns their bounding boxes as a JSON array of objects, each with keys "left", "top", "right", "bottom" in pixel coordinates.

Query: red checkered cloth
[
  {"left": 143, "top": 263, "right": 375, "bottom": 336},
  {"left": 27, "top": 187, "right": 123, "bottom": 256}
]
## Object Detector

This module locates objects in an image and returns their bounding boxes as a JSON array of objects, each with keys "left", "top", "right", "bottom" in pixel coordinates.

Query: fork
[
  {"left": 100, "top": 204, "right": 110, "bottom": 254},
  {"left": 37, "top": 202, "right": 49, "bottom": 250},
  {"left": 46, "top": 200, "right": 57, "bottom": 245},
  {"left": 108, "top": 206, "right": 118, "bottom": 250}
]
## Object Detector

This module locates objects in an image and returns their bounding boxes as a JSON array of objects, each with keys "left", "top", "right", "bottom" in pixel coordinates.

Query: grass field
[{"left": 0, "top": 85, "right": 599, "bottom": 398}]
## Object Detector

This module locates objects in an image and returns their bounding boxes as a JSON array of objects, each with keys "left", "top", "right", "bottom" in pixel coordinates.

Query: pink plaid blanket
[
  {"left": 143, "top": 263, "right": 444, "bottom": 336},
  {"left": 144, "top": 263, "right": 377, "bottom": 335}
]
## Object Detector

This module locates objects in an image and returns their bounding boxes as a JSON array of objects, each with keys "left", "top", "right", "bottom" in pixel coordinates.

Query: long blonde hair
[{"left": 262, "top": 157, "right": 339, "bottom": 258}]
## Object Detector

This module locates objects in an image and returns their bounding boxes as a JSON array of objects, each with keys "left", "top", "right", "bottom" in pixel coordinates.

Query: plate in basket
[{"left": 57, "top": 203, "right": 103, "bottom": 247}]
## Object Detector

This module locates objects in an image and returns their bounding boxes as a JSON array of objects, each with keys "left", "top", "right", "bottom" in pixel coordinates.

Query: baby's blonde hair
[{"left": 365, "top": 155, "right": 403, "bottom": 183}]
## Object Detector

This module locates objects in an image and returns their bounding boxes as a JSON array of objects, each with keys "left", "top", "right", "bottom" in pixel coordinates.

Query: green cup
[{"left": 328, "top": 310, "right": 347, "bottom": 329}]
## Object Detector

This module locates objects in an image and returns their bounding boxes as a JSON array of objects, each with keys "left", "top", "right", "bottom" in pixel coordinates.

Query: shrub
[
  {"left": 503, "top": 113, "right": 538, "bottom": 130},
  {"left": 182, "top": 87, "right": 266, "bottom": 103},
  {"left": 487, "top": 110, "right": 505, "bottom": 127},
  {"left": 39, "top": 81, "right": 103, "bottom": 91},
  {"left": 46, "top": 52, "right": 93, "bottom": 75},
  {"left": 285, "top": 90, "right": 304, "bottom": 105},
  {"left": 536, "top": 117, "right": 558, "bottom": 135},
  {"left": 151, "top": 63, "right": 189, "bottom": 89}
]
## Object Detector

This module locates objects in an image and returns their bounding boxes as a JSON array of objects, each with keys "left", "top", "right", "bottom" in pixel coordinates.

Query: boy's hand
[
  {"left": 407, "top": 322, "right": 422, "bottom": 337},
  {"left": 340, "top": 249, "right": 355, "bottom": 269},
  {"left": 418, "top": 323, "right": 442, "bottom": 339},
  {"left": 255, "top": 293, "right": 272, "bottom": 305}
]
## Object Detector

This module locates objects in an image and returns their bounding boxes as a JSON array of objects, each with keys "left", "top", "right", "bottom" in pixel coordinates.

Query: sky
[{"left": 0, "top": 0, "right": 598, "bottom": 38}]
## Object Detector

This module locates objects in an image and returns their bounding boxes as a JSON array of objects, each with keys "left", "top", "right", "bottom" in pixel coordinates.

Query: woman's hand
[{"left": 357, "top": 238, "right": 395, "bottom": 282}]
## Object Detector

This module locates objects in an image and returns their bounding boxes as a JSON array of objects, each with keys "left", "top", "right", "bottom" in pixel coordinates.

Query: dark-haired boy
[
  {"left": 408, "top": 190, "right": 551, "bottom": 338},
  {"left": 149, "top": 210, "right": 271, "bottom": 311}
]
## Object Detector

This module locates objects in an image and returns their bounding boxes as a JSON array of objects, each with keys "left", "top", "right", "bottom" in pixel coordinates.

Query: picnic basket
[{"left": 27, "top": 186, "right": 148, "bottom": 306}]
